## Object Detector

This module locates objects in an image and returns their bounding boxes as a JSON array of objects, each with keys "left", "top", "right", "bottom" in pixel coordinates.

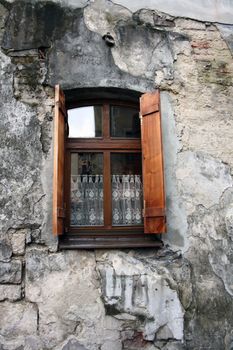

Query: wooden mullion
[
  {"left": 103, "top": 103, "right": 110, "bottom": 139},
  {"left": 104, "top": 151, "right": 112, "bottom": 228},
  {"left": 66, "top": 140, "right": 141, "bottom": 150}
]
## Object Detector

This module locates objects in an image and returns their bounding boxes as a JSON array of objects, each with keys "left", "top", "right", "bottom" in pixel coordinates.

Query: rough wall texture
[{"left": 0, "top": 0, "right": 233, "bottom": 349}]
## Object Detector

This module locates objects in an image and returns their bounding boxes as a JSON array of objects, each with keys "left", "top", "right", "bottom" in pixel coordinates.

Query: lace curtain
[
  {"left": 71, "top": 174, "right": 143, "bottom": 226},
  {"left": 71, "top": 175, "right": 104, "bottom": 226},
  {"left": 112, "top": 175, "right": 143, "bottom": 225}
]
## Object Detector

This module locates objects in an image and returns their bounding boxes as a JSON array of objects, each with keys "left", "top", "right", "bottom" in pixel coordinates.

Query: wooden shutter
[
  {"left": 53, "top": 85, "right": 67, "bottom": 236},
  {"left": 140, "top": 91, "right": 166, "bottom": 234}
]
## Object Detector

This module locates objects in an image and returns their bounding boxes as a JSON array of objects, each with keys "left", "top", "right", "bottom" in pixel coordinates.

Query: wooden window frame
[{"left": 53, "top": 86, "right": 165, "bottom": 249}]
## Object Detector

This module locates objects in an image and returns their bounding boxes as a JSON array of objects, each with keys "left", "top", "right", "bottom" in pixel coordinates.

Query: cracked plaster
[{"left": 0, "top": 0, "right": 233, "bottom": 349}]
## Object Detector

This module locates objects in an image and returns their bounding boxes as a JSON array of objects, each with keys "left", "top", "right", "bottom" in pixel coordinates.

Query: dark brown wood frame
[{"left": 60, "top": 99, "right": 162, "bottom": 248}]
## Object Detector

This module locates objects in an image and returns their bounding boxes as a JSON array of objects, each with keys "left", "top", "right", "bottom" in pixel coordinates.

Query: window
[{"left": 53, "top": 86, "right": 166, "bottom": 248}]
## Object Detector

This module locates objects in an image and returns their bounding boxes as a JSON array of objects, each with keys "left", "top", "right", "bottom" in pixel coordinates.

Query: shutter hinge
[{"left": 57, "top": 207, "right": 65, "bottom": 218}]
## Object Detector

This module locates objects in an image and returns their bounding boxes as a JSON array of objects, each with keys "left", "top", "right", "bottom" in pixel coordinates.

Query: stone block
[
  {"left": 11, "top": 232, "right": 25, "bottom": 255},
  {"left": 0, "top": 285, "right": 21, "bottom": 301},
  {"left": 101, "top": 340, "right": 122, "bottom": 350},
  {"left": 0, "top": 238, "right": 12, "bottom": 262},
  {"left": 60, "top": 338, "right": 88, "bottom": 350},
  {"left": 0, "top": 260, "right": 22, "bottom": 284},
  {"left": 25, "top": 248, "right": 110, "bottom": 349},
  {"left": 0, "top": 302, "right": 37, "bottom": 339}
]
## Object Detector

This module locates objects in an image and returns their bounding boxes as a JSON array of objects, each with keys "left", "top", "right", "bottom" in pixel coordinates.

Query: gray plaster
[
  {"left": 4, "top": 0, "right": 89, "bottom": 6},
  {"left": 217, "top": 24, "right": 233, "bottom": 55},
  {"left": 160, "top": 92, "right": 187, "bottom": 250},
  {"left": 47, "top": 12, "right": 154, "bottom": 91},
  {"left": 113, "top": 0, "right": 233, "bottom": 25}
]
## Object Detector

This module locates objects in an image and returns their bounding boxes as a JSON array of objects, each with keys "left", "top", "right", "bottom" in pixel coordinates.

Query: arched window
[{"left": 53, "top": 86, "right": 166, "bottom": 248}]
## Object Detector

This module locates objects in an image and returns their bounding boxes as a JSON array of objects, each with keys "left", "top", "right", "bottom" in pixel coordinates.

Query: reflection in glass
[
  {"left": 68, "top": 106, "right": 102, "bottom": 138},
  {"left": 111, "top": 153, "right": 143, "bottom": 226},
  {"left": 110, "top": 106, "right": 140, "bottom": 138},
  {"left": 70, "top": 153, "right": 103, "bottom": 226}
]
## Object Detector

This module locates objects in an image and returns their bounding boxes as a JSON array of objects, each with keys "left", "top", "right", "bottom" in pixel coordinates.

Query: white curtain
[
  {"left": 112, "top": 175, "right": 143, "bottom": 225},
  {"left": 71, "top": 174, "right": 143, "bottom": 226},
  {"left": 71, "top": 175, "right": 103, "bottom": 226}
]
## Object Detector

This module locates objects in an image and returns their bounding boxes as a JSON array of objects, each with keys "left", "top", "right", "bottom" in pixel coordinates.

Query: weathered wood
[{"left": 140, "top": 91, "right": 166, "bottom": 234}]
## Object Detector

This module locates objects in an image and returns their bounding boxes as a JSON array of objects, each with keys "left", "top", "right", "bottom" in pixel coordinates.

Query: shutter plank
[
  {"left": 140, "top": 91, "right": 166, "bottom": 234},
  {"left": 53, "top": 85, "right": 66, "bottom": 236}
]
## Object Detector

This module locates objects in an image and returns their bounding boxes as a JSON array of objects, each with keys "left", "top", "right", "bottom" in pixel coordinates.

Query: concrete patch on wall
[
  {"left": 84, "top": 0, "right": 189, "bottom": 81},
  {"left": 160, "top": 92, "right": 187, "bottom": 250},
  {"left": 112, "top": 0, "right": 233, "bottom": 25},
  {"left": 97, "top": 252, "right": 184, "bottom": 343},
  {"left": 217, "top": 24, "right": 233, "bottom": 56},
  {"left": 176, "top": 151, "right": 232, "bottom": 215}
]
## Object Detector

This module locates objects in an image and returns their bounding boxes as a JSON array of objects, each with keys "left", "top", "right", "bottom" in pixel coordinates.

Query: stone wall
[{"left": 0, "top": 1, "right": 233, "bottom": 349}]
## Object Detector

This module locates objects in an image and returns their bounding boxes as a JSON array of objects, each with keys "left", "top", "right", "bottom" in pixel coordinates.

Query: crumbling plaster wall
[{"left": 0, "top": 0, "right": 233, "bottom": 349}]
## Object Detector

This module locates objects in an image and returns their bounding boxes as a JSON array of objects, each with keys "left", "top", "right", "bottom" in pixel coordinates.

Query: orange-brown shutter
[
  {"left": 140, "top": 91, "right": 166, "bottom": 234},
  {"left": 53, "top": 85, "right": 67, "bottom": 236}
]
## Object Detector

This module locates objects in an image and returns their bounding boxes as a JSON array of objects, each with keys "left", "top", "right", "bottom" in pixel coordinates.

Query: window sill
[{"left": 59, "top": 234, "right": 163, "bottom": 249}]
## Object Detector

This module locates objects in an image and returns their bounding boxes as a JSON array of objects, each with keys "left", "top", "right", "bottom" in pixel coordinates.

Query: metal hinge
[{"left": 57, "top": 206, "right": 65, "bottom": 218}]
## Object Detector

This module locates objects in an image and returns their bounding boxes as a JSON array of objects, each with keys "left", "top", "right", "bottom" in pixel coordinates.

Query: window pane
[
  {"left": 110, "top": 106, "right": 140, "bottom": 138},
  {"left": 68, "top": 106, "right": 102, "bottom": 138},
  {"left": 111, "top": 153, "right": 143, "bottom": 226},
  {"left": 70, "top": 153, "right": 103, "bottom": 226}
]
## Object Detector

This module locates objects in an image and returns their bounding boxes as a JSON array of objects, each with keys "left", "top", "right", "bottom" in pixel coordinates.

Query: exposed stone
[
  {"left": 0, "top": 48, "right": 46, "bottom": 235},
  {"left": 25, "top": 248, "right": 121, "bottom": 349},
  {"left": 225, "top": 204, "right": 233, "bottom": 240},
  {"left": 101, "top": 340, "right": 122, "bottom": 350},
  {"left": 60, "top": 338, "right": 88, "bottom": 350},
  {"left": 11, "top": 232, "right": 25, "bottom": 255},
  {"left": 160, "top": 341, "right": 185, "bottom": 350},
  {"left": 0, "top": 238, "right": 12, "bottom": 262},
  {"left": 0, "top": 260, "right": 22, "bottom": 284},
  {"left": 0, "top": 285, "right": 21, "bottom": 301},
  {"left": 24, "top": 336, "right": 44, "bottom": 350},
  {"left": 0, "top": 302, "right": 38, "bottom": 339},
  {"left": 133, "top": 9, "right": 175, "bottom": 28}
]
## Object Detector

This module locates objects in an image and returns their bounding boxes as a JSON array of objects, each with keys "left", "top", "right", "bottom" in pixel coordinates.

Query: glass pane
[
  {"left": 111, "top": 153, "right": 143, "bottom": 226},
  {"left": 70, "top": 153, "right": 103, "bottom": 226},
  {"left": 68, "top": 106, "right": 102, "bottom": 138},
  {"left": 110, "top": 106, "right": 140, "bottom": 138}
]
